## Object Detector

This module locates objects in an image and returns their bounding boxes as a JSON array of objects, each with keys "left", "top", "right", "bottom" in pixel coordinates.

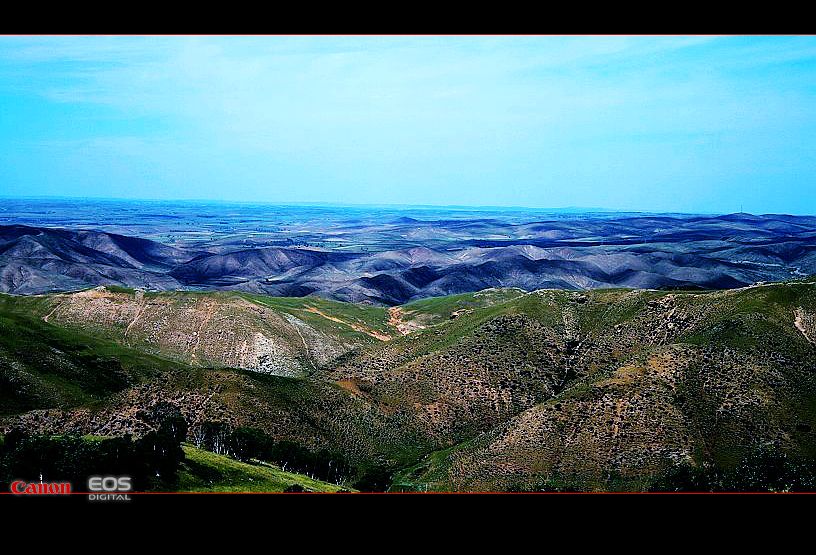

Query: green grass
[
  {"left": 402, "top": 288, "right": 526, "bottom": 324},
  {"left": 177, "top": 444, "right": 350, "bottom": 492},
  {"left": 383, "top": 289, "right": 563, "bottom": 359},
  {"left": 81, "top": 434, "right": 111, "bottom": 443},
  {"left": 390, "top": 443, "right": 462, "bottom": 492},
  {"left": 577, "top": 289, "right": 663, "bottom": 331},
  {"left": 0, "top": 294, "right": 185, "bottom": 415},
  {"left": 241, "top": 293, "right": 391, "bottom": 340},
  {"left": 679, "top": 283, "right": 815, "bottom": 353}
]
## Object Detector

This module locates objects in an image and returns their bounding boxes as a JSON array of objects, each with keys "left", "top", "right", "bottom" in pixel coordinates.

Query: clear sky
[{"left": 0, "top": 36, "right": 815, "bottom": 214}]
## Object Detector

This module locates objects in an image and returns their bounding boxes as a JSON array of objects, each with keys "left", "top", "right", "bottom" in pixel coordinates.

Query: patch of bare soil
[
  {"left": 335, "top": 379, "right": 368, "bottom": 399},
  {"left": 388, "top": 306, "right": 424, "bottom": 335},
  {"left": 795, "top": 307, "right": 814, "bottom": 345}
]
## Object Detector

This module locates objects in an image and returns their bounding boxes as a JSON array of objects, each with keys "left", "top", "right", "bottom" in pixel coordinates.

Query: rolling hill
[
  {"left": 2, "top": 278, "right": 815, "bottom": 491},
  {"left": 3, "top": 212, "right": 816, "bottom": 304}
]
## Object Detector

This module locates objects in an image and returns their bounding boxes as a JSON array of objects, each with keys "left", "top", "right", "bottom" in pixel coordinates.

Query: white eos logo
[
  {"left": 88, "top": 476, "right": 132, "bottom": 492},
  {"left": 87, "top": 476, "right": 132, "bottom": 501}
]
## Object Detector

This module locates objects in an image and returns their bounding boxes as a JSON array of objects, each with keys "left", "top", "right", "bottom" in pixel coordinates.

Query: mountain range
[{"left": 2, "top": 212, "right": 816, "bottom": 304}]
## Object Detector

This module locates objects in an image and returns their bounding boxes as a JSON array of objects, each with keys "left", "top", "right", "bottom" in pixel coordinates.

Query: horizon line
[{"left": 0, "top": 194, "right": 771, "bottom": 217}]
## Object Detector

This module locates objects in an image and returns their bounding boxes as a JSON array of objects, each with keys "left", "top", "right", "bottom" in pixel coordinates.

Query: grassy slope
[
  {"left": 400, "top": 288, "right": 527, "bottom": 326},
  {"left": 241, "top": 292, "right": 391, "bottom": 340},
  {"left": 373, "top": 288, "right": 564, "bottom": 363},
  {"left": 178, "top": 444, "right": 349, "bottom": 492},
  {"left": 0, "top": 294, "right": 182, "bottom": 415},
  {"left": 0, "top": 291, "right": 431, "bottom": 476},
  {"left": 0, "top": 289, "right": 393, "bottom": 378},
  {"left": 114, "top": 287, "right": 393, "bottom": 342}
]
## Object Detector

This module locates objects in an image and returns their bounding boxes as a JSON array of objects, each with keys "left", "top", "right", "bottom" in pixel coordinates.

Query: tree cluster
[{"left": 191, "top": 422, "right": 353, "bottom": 485}]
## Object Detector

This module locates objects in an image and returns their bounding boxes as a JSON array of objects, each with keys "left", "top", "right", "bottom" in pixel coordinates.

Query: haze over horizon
[
  {"left": 2, "top": 36, "right": 816, "bottom": 215},
  {"left": 0, "top": 192, "right": 775, "bottom": 217},
  {"left": 0, "top": 194, "right": 786, "bottom": 217}
]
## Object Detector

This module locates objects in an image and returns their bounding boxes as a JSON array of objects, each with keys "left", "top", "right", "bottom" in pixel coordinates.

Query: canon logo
[{"left": 10, "top": 481, "right": 72, "bottom": 495}]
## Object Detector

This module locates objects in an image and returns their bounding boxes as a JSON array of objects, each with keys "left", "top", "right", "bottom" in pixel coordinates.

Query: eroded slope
[{"left": 31, "top": 287, "right": 390, "bottom": 377}]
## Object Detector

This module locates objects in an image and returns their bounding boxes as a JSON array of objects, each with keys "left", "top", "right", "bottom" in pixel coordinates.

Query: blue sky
[{"left": 0, "top": 36, "right": 815, "bottom": 214}]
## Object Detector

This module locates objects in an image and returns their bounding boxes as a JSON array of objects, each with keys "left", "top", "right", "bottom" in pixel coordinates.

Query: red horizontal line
[{"left": 1, "top": 491, "right": 814, "bottom": 495}]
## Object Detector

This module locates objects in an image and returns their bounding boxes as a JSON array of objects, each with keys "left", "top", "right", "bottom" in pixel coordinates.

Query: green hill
[{"left": 2, "top": 279, "right": 816, "bottom": 491}]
